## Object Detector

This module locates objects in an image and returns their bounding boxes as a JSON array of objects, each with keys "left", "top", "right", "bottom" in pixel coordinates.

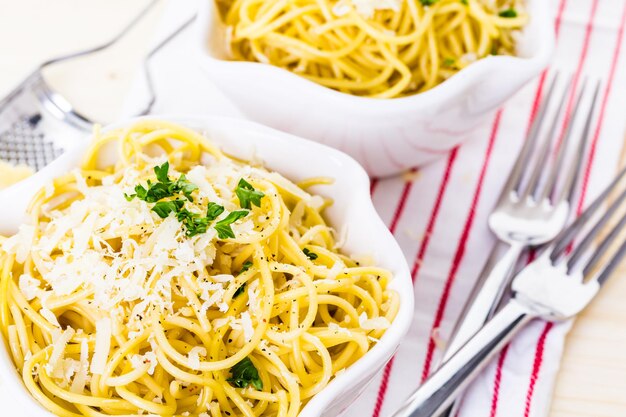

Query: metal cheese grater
[{"left": 0, "top": 0, "right": 196, "bottom": 171}]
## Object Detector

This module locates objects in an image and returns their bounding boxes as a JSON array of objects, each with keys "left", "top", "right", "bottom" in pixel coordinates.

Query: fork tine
[
  {"left": 496, "top": 73, "right": 560, "bottom": 204},
  {"left": 566, "top": 185, "right": 626, "bottom": 272},
  {"left": 582, "top": 209, "right": 626, "bottom": 282},
  {"left": 557, "top": 81, "right": 602, "bottom": 204},
  {"left": 538, "top": 78, "right": 592, "bottom": 203},
  {"left": 595, "top": 228, "right": 626, "bottom": 285},
  {"left": 519, "top": 75, "right": 571, "bottom": 201},
  {"left": 551, "top": 165, "right": 626, "bottom": 263}
]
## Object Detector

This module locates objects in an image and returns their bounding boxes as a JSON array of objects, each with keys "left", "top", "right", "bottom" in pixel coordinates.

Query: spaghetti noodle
[
  {"left": 218, "top": 0, "right": 528, "bottom": 98},
  {"left": 0, "top": 120, "right": 398, "bottom": 417}
]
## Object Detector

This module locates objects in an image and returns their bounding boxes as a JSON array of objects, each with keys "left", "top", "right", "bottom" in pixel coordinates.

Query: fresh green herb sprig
[
  {"left": 499, "top": 8, "right": 517, "bottom": 18},
  {"left": 227, "top": 357, "right": 263, "bottom": 390},
  {"left": 233, "top": 283, "right": 246, "bottom": 298},
  {"left": 151, "top": 199, "right": 185, "bottom": 218},
  {"left": 232, "top": 261, "right": 253, "bottom": 297},
  {"left": 443, "top": 57, "right": 456, "bottom": 67},
  {"left": 126, "top": 163, "right": 256, "bottom": 238},
  {"left": 125, "top": 162, "right": 198, "bottom": 203},
  {"left": 303, "top": 248, "right": 318, "bottom": 260},
  {"left": 215, "top": 210, "right": 249, "bottom": 239},
  {"left": 239, "top": 261, "right": 253, "bottom": 275},
  {"left": 235, "top": 178, "right": 265, "bottom": 210}
]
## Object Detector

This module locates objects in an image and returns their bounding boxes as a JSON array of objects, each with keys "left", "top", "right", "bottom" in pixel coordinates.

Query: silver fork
[
  {"left": 438, "top": 74, "right": 600, "bottom": 417},
  {"left": 442, "top": 74, "right": 600, "bottom": 364},
  {"left": 390, "top": 164, "right": 626, "bottom": 417}
]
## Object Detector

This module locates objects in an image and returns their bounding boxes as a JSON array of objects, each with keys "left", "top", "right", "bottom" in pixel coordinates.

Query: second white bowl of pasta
[
  {"left": 195, "top": 0, "right": 553, "bottom": 176},
  {"left": 0, "top": 116, "right": 414, "bottom": 417}
]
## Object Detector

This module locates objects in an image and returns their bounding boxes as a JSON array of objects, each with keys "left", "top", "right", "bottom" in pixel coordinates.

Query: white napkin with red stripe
[
  {"left": 3, "top": 0, "right": 625, "bottom": 416},
  {"left": 124, "top": 0, "right": 626, "bottom": 416}
]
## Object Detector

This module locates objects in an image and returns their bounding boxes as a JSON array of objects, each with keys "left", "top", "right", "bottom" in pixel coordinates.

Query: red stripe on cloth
[
  {"left": 411, "top": 149, "right": 459, "bottom": 280},
  {"left": 577, "top": 3, "right": 626, "bottom": 214},
  {"left": 523, "top": 323, "right": 554, "bottom": 417},
  {"left": 525, "top": 71, "right": 549, "bottom": 136},
  {"left": 370, "top": 150, "right": 459, "bottom": 417},
  {"left": 371, "top": 355, "right": 396, "bottom": 417},
  {"left": 522, "top": 3, "right": 626, "bottom": 415},
  {"left": 420, "top": 110, "right": 504, "bottom": 383},
  {"left": 556, "top": 0, "right": 599, "bottom": 150},
  {"left": 389, "top": 174, "right": 417, "bottom": 233},
  {"left": 554, "top": 0, "right": 568, "bottom": 36},
  {"left": 489, "top": 344, "right": 511, "bottom": 417}
]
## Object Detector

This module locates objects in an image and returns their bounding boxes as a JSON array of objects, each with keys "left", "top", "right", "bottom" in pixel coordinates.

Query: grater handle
[
  {"left": 135, "top": 12, "right": 198, "bottom": 117},
  {"left": 41, "top": 0, "right": 161, "bottom": 68}
]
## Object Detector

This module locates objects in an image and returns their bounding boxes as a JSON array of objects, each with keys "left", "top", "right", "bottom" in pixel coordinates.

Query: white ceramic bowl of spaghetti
[
  {"left": 0, "top": 116, "right": 414, "bottom": 417},
  {"left": 194, "top": 0, "right": 553, "bottom": 177}
]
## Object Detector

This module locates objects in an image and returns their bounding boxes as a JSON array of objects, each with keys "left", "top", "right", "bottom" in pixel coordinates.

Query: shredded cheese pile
[{"left": 0, "top": 120, "right": 399, "bottom": 417}]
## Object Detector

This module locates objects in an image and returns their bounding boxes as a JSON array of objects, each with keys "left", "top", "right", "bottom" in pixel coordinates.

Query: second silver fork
[{"left": 440, "top": 73, "right": 601, "bottom": 415}]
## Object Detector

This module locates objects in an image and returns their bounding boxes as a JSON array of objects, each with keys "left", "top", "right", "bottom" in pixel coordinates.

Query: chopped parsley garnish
[
  {"left": 125, "top": 163, "right": 242, "bottom": 238},
  {"left": 233, "top": 283, "right": 246, "bottom": 298},
  {"left": 303, "top": 248, "right": 318, "bottom": 260},
  {"left": 206, "top": 202, "right": 225, "bottom": 221},
  {"left": 239, "top": 261, "right": 253, "bottom": 274},
  {"left": 227, "top": 357, "right": 262, "bottom": 390},
  {"left": 420, "top": 0, "right": 438, "bottom": 5},
  {"left": 125, "top": 162, "right": 198, "bottom": 203},
  {"left": 499, "top": 8, "right": 517, "bottom": 18},
  {"left": 460, "top": 0, "right": 468, "bottom": 5},
  {"left": 176, "top": 208, "right": 210, "bottom": 237},
  {"left": 235, "top": 178, "right": 265, "bottom": 209},
  {"left": 443, "top": 58, "right": 456, "bottom": 67},
  {"left": 215, "top": 210, "right": 249, "bottom": 239},
  {"left": 175, "top": 174, "right": 199, "bottom": 201},
  {"left": 154, "top": 162, "right": 169, "bottom": 182},
  {"left": 151, "top": 199, "right": 185, "bottom": 218}
]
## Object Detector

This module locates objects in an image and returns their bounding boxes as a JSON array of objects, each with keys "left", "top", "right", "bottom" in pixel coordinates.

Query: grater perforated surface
[{"left": 0, "top": 114, "right": 64, "bottom": 171}]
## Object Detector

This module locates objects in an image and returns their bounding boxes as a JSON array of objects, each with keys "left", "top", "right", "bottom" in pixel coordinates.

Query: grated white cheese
[
  {"left": 18, "top": 274, "right": 40, "bottom": 301},
  {"left": 359, "top": 313, "right": 391, "bottom": 331},
  {"left": 247, "top": 279, "right": 261, "bottom": 314},
  {"left": 333, "top": 0, "right": 403, "bottom": 18},
  {"left": 461, "top": 52, "right": 478, "bottom": 63},
  {"left": 308, "top": 195, "right": 326, "bottom": 210},
  {"left": 44, "top": 327, "right": 75, "bottom": 376},
  {"left": 187, "top": 346, "right": 207, "bottom": 370},
  {"left": 70, "top": 338, "right": 90, "bottom": 393},
  {"left": 3, "top": 224, "right": 35, "bottom": 263},
  {"left": 329, "top": 322, "right": 352, "bottom": 336},
  {"left": 326, "top": 261, "right": 345, "bottom": 280},
  {"left": 40, "top": 308, "right": 60, "bottom": 327},
  {"left": 231, "top": 312, "right": 254, "bottom": 342},
  {"left": 144, "top": 351, "right": 158, "bottom": 375},
  {"left": 130, "top": 351, "right": 158, "bottom": 375},
  {"left": 90, "top": 318, "right": 112, "bottom": 375}
]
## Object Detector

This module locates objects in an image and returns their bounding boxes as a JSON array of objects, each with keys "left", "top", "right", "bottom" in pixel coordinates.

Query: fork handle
[
  {"left": 437, "top": 241, "right": 524, "bottom": 417},
  {"left": 388, "top": 299, "right": 536, "bottom": 417},
  {"left": 444, "top": 241, "right": 524, "bottom": 360}
]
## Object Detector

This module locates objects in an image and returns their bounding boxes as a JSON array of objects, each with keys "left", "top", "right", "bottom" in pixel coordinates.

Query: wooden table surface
[{"left": 1, "top": 1, "right": 626, "bottom": 416}]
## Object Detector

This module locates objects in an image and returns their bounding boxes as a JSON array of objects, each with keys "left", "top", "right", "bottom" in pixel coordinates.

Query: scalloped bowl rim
[{"left": 0, "top": 115, "right": 415, "bottom": 417}]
